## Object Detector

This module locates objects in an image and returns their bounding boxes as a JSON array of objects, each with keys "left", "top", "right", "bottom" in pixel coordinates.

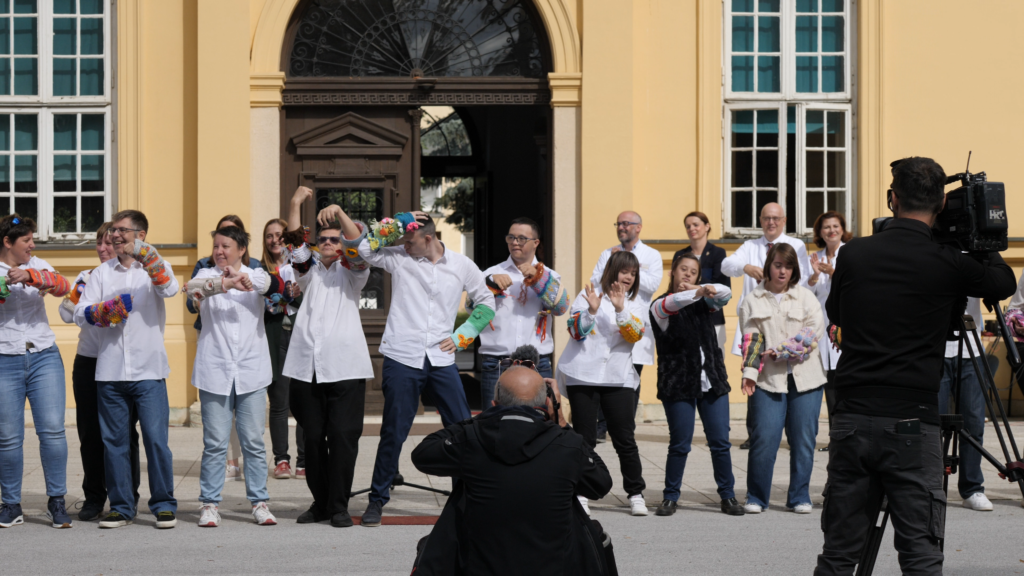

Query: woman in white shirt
[
  {"left": 806, "top": 211, "right": 851, "bottom": 442},
  {"left": 558, "top": 251, "right": 649, "bottom": 517},
  {"left": 0, "top": 214, "right": 74, "bottom": 529},
  {"left": 738, "top": 243, "right": 826, "bottom": 515},
  {"left": 186, "top": 226, "right": 292, "bottom": 528}
]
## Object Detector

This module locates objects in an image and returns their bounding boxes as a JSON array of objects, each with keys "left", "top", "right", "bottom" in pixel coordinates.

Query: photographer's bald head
[{"left": 493, "top": 366, "right": 547, "bottom": 407}]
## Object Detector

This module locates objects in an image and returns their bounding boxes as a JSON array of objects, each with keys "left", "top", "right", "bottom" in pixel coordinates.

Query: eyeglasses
[
  {"left": 110, "top": 227, "right": 141, "bottom": 235},
  {"left": 317, "top": 236, "right": 342, "bottom": 245},
  {"left": 760, "top": 216, "right": 784, "bottom": 223},
  {"left": 498, "top": 358, "right": 538, "bottom": 373},
  {"left": 614, "top": 221, "right": 640, "bottom": 228},
  {"left": 505, "top": 235, "right": 537, "bottom": 245}
]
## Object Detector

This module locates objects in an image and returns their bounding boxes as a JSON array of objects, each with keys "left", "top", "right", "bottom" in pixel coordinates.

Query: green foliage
[{"left": 427, "top": 177, "right": 475, "bottom": 234}]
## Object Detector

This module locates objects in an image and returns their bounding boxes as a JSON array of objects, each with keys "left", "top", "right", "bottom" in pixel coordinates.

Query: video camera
[{"left": 872, "top": 154, "right": 1008, "bottom": 253}]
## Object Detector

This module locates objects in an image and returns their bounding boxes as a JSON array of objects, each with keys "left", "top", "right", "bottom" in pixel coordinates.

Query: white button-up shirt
[
  {"left": 0, "top": 256, "right": 58, "bottom": 355},
  {"left": 721, "top": 233, "right": 810, "bottom": 355},
  {"left": 283, "top": 256, "right": 374, "bottom": 383},
  {"left": 477, "top": 256, "right": 561, "bottom": 356},
  {"left": 359, "top": 241, "right": 495, "bottom": 369},
  {"left": 192, "top": 265, "right": 273, "bottom": 395},
  {"left": 589, "top": 239, "right": 664, "bottom": 365},
  {"left": 944, "top": 297, "right": 984, "bottom": 359},
  {"left": 557, "top": 291, "right": 648, "bottom": 390},
  {"left": 808, "top": 244, "right": 843, "bottom": 370},
  {"left": 75, "top": 256, "right": 179, "bottom": 382},
  {"left": 58, "top": 269, "right": 103, "bottom": 358}
]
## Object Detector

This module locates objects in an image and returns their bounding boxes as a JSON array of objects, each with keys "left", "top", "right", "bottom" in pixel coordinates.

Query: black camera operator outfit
[{"left": 814, "top": 218, "right": 1016, "bottom": 576}]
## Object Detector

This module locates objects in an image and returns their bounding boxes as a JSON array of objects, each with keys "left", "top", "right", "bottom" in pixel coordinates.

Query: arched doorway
[{"left": 279, "top": 0, "right": 554, "bottom": 412}]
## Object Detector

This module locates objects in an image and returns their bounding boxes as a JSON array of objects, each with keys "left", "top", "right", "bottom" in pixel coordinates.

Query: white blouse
[
  {"left": 0, "top": 256, "right": 58, "bottom": 355},
  {"left": 808, "top": 243, "right": 843, "bottom": 370},
  {"left": 58, "top": 269, "right": 103, "bottom": 358},
  {"left": 557, "top": 291, "right": 648, "bottom": 390}
]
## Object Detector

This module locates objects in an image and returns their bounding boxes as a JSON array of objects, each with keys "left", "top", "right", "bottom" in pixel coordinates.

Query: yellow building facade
[{"left": 23, "top": 0, "right": 1024, "bottom": 422}]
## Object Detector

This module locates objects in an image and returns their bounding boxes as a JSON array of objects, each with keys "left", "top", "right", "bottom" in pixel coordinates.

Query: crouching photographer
[
  {"left": 814, "top": 157, "right": 1017, "bottom": 575},
  {"left": 410, "top": 360, "right": 617, "bottom": 575}
]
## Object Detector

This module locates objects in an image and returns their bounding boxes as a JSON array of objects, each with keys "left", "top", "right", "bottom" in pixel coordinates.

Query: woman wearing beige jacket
[{"left": 737, "top": 243, "right": 826, "bottom": 515}]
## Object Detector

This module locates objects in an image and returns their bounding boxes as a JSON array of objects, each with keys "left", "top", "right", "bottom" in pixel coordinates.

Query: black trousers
[
  {"left": 596, "top": 364, "right": 643, "bottom": 436},
  {"left": 815, "top": 413, "right": 945, "bottom": 576},
  {"left": 568, "top": 385, "right": 645, "bottom": 497},
  {"left": 289, "top": 375, "right": 365, "bottom": 515},
  {"left": 72, "top": 355, "right": 141, "bottom": 506},
  {"left": 265, "top": 316, "right": 304, "bottom": 466},
  {"left": 823, "top": 370, "right": 836, "bottom": 427}
]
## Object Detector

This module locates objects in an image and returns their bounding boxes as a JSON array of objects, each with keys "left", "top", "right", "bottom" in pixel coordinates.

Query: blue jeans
[
  {"left": 0, "top": 346, "right": 67, "bottom": 503},
  {"left": 98, "top": 379, "right": 177, "bottom": 517},
  {"left": 746, "top": 375, "right": 823, "bottom": 508},
  {"left": 370, "top": 357, "right": 471, "bottom": 505},
  {"left": 938, "top": 357, "right": 986, "bottom": 499},
  {"left": 663, "top": 392, "right": 735, "bottom": 501},
  {"left": 199, "top": 386, "right": 270, "bottom": 505},
  {"left": 480, "top": 354, "right": 553, "bottom": 409}
]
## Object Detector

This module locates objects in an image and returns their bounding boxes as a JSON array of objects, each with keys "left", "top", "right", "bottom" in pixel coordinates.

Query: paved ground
[{"left": 5, "top": 418, "right": 1024, "bottom": 575}]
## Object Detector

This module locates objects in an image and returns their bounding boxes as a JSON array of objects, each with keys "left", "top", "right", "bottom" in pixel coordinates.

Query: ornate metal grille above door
[{"left": 289, "top": 0, "right": 545, "bottom": 79}]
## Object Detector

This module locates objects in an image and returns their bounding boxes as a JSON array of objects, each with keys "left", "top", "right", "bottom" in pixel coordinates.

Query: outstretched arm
[
  {"left": 287, "top": 186, "right": 313, "bottom": 232},
  {"left": 126, "top": 240, "right": 178, "bottom": 296},
  {"left": 24, "top": 269, "right": 72, "bottom": 297}
]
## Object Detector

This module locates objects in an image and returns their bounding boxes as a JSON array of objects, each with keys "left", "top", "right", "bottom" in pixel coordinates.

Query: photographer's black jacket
[
  {"left": 826, "top": 219, "right": 1016, "bottom": 424},
  {"left": 411, "top": 406, "right": 613, "bottom": 576}
]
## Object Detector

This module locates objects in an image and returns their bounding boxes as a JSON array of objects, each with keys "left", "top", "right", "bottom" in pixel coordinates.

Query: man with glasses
[
  {"left": 74, "top": 210, "right": 180, "bottom": 529},
  {"left": 589, "top": 211, "right": 663, "bottom": 434},
  {"left": 721, "top": 202, "right": 810, "bottom": 448},
  {"left": 473, "top": 218, "right": 569, "bottom": 407}
]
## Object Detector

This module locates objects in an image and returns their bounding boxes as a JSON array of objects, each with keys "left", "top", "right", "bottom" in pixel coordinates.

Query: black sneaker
[
  {"left": 740, "top": 439, "right": 751, "bottom": 450},
  {"left": 78, "top": 501, "right": 105, "bottom": 522},
  {"left": 721, "top": 498, "right": 746, "bottom": 516},
  {"left": 361, "top": 501, "right": 383, "bottom": 527},
  {"left": 155, "top": 511, "right": 177, "bottom": 529},
  {"left": 0, "top": 503, "right": 24, "bottom": 528},
  {"left": 46, "top": 496, "right": 73, "bottom": 528},
  {"left": 331, "top": 511, "right": 353, "bottom": 528},
  {"left": 99, "top": 511, "right": 132, "bottom": 529},
  {"left": 654, "top": 500, "right": 677, "bottom": 517},
  {"left": 818, "top": 446, "right": 830, "bottom": 452},
  {"left": 296, "top": 504, "right": 329, "bottom": 524},
  {"left": 596, "top": 433, "right": 607, "bottom": 444}
]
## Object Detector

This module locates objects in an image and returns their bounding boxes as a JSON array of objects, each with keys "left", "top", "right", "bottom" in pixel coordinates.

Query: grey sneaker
[
  {"left": 99, "top": 511, "right": 132, "bottom": 528},
  {"left": 361, "top": 502, "right": 383, "bottom": 527}
]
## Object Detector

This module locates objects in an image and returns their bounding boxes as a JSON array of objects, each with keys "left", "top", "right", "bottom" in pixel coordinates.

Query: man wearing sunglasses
[{"left": 473, "top": 218, "right": 569, "bottom": 408}]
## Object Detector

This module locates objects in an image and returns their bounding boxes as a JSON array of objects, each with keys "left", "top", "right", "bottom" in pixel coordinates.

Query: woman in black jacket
[
  {"left": 673, "top": 211, "right": 730, "bottom": 349},
  {"left": 650, "top": 253, "right": 744, "bottom": 517}
]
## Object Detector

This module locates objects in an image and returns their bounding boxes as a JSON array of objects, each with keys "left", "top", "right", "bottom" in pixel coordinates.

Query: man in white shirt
[
  {"left": 590, "top": 211, "right": 663, "bottom": 436},
  {"left": 475, "top": 217, "right": 569, "bottom": 406},
  {"left": 720, "top": 202, "right": 810, "bottom": 447},
  {"left": 281, "top": 219, "right": 374, "bottom": 528},
  {"left": 75, "top": 210, "right": 180, "bottom": 529},
  {"left": 316, "top": 205, "right": 496, "bottom": 528}
]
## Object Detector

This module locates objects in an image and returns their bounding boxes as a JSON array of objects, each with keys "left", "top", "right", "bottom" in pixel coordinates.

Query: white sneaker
[
  {"left": 198, "top": 504, "right": 220, "bottom": 527},
  {"left": 225, "top": 465, "right": 242, "bottom": 482},
  {"left": 252, "top": 502, "right": 277, "bottom": 526},
  {"left": 577, "top": 495, "right": 591, "bottom": 517},
  {"left": 743, "top": 502, "right": 764, "bottom": 514},
  {"left": 629, "top": 495, "right": 648, "bottom": 516},
  {"left": 788, "top": 503, "right": 813, "bottom": 514},
  {"left": 962, "top": 493, "right": 993, "bottom": 511}
]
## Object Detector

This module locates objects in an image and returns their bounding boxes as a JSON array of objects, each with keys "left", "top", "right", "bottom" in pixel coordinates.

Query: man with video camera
[
  {"left": 410, "top": 353, "right": 616, "bottom": 575},
  {"left": 814, "top": 157, "right": 1017, "bottom": 575}
]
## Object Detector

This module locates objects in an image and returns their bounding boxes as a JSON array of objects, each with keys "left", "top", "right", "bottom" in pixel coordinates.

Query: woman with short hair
[{"left": 738, "top": 243, "right": 826, "bottom": 515}]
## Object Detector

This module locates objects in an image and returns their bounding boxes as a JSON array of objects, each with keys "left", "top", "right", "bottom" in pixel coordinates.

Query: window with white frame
[
  {"left": 0, "top": 0, "right": 111, "bottom": 240},
  {"left": 724, "top": 0, "right": 852, "bottom": 236}
]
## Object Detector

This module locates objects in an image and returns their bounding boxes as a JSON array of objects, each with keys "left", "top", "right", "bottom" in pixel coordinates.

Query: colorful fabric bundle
[
  {"left": 484, "top": 276, "right": 507, "bottom": 300},
  {"left": 741, "top": 332, "right": 766, "bottom": 372},
  {"left": 0, "top": 276, "right": 9, "bottom": 304},
  {"left": 25, "top": 269, "right": 72, "bottom": 297},
  {"left": 340, "top": 221, "right": 369, "bottom": 271},
  {"left": 525, "top": 265, "right": 569, "bottom": 315},
  {"left": 128, "top": 240, "right": 172, "bottom": 286},
  {"left": 828, "top": 324, "right": 842, "bottom": 350},
  {"left": 261, "top": 273, "right": 295, "bottom": 307},
  {"left": 617, "top": 314, "right": 645, "bottom": 344},
  {"left": 1004, "top": 309, "right": 1024, "bottom": 343},
  {"left": 450, "top": 304, "right": 496, "bottom": 350},
  {"left": 291, "top": 242, "right": 314, "bottom": 275},
  {"left": 567, "top": 311, "right": 595, "bottom": 341},
  {"left": 85, "top": 294, "right": 133, "bottom": 327},
  {"left": 774, "top": 327, "right": 819, "bottom": 362},
  {"left": 368, "top": 212, "right": 419, "bottom": 251}
]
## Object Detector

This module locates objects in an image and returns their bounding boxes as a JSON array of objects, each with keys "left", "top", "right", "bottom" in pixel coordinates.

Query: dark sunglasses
[
  {"left": 317, "top": 236, "right": 342, "bottom": 245},
  {"left": 498, "top": 358, "right": 537, "bottom": 373}
]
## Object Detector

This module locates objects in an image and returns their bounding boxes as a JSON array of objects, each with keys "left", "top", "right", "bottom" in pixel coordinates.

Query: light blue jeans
[
  {"left": 199, "top": 385, "right": 270, "bottom": 505},
  {"left": 0, "top": 346, "right": 67, "bottom": 504}
]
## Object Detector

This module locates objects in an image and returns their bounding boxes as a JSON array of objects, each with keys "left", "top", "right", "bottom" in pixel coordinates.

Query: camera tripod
[
  {"left": 855, "top": 306, "right": 1024, "bottom": 575},
  {"left": 350, "top": 470, "right": 451, "bottom": 499}
]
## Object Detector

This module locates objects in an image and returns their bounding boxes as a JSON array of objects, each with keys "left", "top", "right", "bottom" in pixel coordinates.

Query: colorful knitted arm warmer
[
  {"left": 616, "top": 311, "right": 645, "bottom": 344},
  {"left": 127, "top": 240, "right": 172, "bottom": 286},
  {"left": 1004, "top": 309, "right": 1024, "bottom": 343},
  {"left": 527, "top": 265, "right": 569, "bottom": 315},
  {"left": 0, "top": 276, "right": 9, "bottom": 304},
  {"left": 567, "top": 310, "right": 596, "bottom": 341},
  {"left": 260, "top": 273, "right": 295, "bottom": 304},
  {"left": 84, "top": 294, "right": 133, "bottom": 327},
  {"left": 25, "top": 269, "right": 72, "bottom": 297},
  {"left": 184, "top": 277, "right": 226, "bottom": 303},
  {"left": 340, "top": 221, "right": 369, "bottom": 271},
  {"left": 60, "top": 277, "right": 88, "bottom": 319},
  {"left": 741, "top": 332, "right": 766, "bottom": 372},
  {"left": 450, "top": 304, "right": 496, "bottom": 351},
  {"left": 368, "top": 212, "right": 419, "bottom": 251},
  {"left": 484, "top": 275, "right": 507, "bottom": 300},
  {"left": 291, "top": 243, "right": 314, "bottom": 275},
  {"left": 828, "top": 324, "right": 843, "bottom": 349}
]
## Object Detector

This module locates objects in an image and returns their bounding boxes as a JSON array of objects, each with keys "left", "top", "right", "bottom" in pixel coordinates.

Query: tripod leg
[{"left": 855, "top": 496, "right": 888, "bottom": 576}]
